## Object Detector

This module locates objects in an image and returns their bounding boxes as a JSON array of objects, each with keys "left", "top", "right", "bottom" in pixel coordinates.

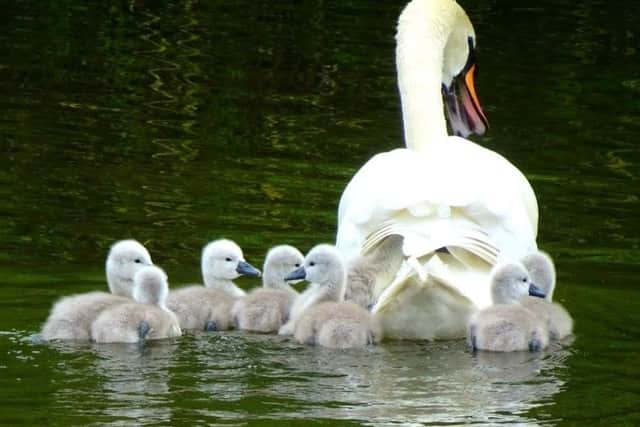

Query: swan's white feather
[
  {"left": 334, "top": 0, "right": 539, "bottom": 340},
  {"left": 338, "top": 141, "right": 537, "bottom": 260},
  {"left": 337, "top": 140, "right": 538, "bottom": 340}
]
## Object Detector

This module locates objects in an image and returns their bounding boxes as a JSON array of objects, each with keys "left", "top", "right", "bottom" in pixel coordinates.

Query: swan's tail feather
[
  {"left": 372, "top": 251, "right": 489, "bottom": 315},
  {"left": 367, "top": 214, "right": 500, "bottom": 315},
  {"left": 363, "top": 215, "right": 499, "bottom": 267},
  {"left": 371, "top": 261, "right": 422, "bottom": 314}
]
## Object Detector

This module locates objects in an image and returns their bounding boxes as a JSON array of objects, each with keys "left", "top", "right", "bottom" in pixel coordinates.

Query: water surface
[{"left": 1, "top": 0, "right": 639, "bottom": 425}]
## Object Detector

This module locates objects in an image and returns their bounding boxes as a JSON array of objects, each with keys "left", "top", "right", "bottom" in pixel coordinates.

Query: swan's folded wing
[{"left": 337, "top": 142, "right": 538, "bottom": 262}]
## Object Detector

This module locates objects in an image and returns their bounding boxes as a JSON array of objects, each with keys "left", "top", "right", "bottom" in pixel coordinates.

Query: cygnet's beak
[
  {"left": 528, "top": 283, "right": 546, "bottom": 299},
  {"left": 284, "top": 266, "right": 306, "bottom": 281},
  {"left": 236, "top": 261, "right": 261, "bottom": 277}
]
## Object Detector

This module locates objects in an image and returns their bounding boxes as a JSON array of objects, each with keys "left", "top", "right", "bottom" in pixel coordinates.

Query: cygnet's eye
[
  {"left": 134, "top": 259, "right": 142, "bottom": 264},
  {"left": 225, "top": 257, "right": 233, "bottom": 262},
  {"left": 521, "top": 277, "right": 528, "bottom": 283},
  {"left": 294, "top": 263, "right": 300, "bottom": 268},
  {"left": 309, "top": 262, "right": 315, "bottom": 267}
]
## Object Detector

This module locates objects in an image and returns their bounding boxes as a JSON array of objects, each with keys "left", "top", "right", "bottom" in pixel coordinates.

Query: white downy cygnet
[
  {"left": 167, "top": 239, "right": 261, "bottom": 331},
  {"left": 280, "top": 244, "right": 382, "bottom": 348},
  {"left": 468, "top": 262, "right": 549, "bottom": 352},
  {"left": 91, "top": 265, "right": 181, "bottom": 343},
  {"left": 232, "top": 245, "right": 304, "bottom": 333},
  {"left": 344, "top": 235, "right": 404, "bottom": 310},
  {"left": 520, "top": 251, "right": 573, "bottom": 340},
  {"left": 41, "top": 239, "right": 153, "bottom": 341}
]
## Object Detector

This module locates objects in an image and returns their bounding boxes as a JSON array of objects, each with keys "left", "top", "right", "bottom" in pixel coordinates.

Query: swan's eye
[
  {"left": 225, "top": 257, "right": 232, "bottom": 262},
  {"left": 521, "top": 277, "right": 528, "bottom": 283},
  {"left": 309, "top": 262, "right": 315, "bottom": 267},
  {"left": 294, "top": 263, "right": 300, "bottom": 268},
  {"left": 134, "top": 259, "right": 141, "bottom": 264}
]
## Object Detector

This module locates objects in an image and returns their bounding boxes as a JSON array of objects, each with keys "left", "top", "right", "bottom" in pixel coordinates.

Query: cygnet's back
[
  {"left": 469, "top": 263, "right": 549, "bottom": 352},
  {"left": 41, "top": 239, "right": 152, "bottom": 341},
  {"left": 233, "top": 245, "right": 303, "bottom": 333},
  {"left": 345, "top": 235, "right": 404, "bottom": 310},
  {"left": 167, "top": 239, "right": 261, "bottom": 331},
  {"left": 520, "top": 251, "right": 573, "bottom": 340},
  {"left": 295, "top": 301, "right": 382, "bottom": 348},
  {"left": 91, "top": 266, "right": 181, "bottom": 343},
  {"left": 283, "top": 244, "right": 382, "bottom": 348}
]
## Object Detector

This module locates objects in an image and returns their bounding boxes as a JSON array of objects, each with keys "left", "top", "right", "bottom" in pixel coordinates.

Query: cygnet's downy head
[
  {"left": 490, "top": 262, "right": 546, "bottom": 305},
  {"left": 263, "top": 245, "right": 304, "bottom": 288},
  {"left": 285, "top": 244, "right": 346, "bottom": 288},
  {"left": 106, "top": 239, "right": 153, "bottom": 298},
  {"left": 521, "top": 251, "right": 556, "bottom": 300},
  {"left": 133, "top": 265, "right": 169, "bottom": 306},
  {"left": 201, "top": 239, "right": 261, "bottom": 282}
]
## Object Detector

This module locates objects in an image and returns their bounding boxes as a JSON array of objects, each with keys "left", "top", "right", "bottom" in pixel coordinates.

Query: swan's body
[
  {"left": 91, "top": 266, "right": 181, "bottom": 343},
  {"left": 281, "top": 244, "right": 382, "bottom": 348},
  {"left": 41, "top": 240, "right": 153, "bottom": 341},
  {"left": 520, "top": 251, "right": 573, "bottom": 340},
  {"left": 336, "top": 0, "right": 538, "bottom": 340},
  {"left": 469, "top": 263, "right": 548, "bottom": 352},
  {"left": 232, "top": 245, "right": 303, "bottom": 333},
  {"left": 166, "top": 239, "right": 261, "bottom": 331}
]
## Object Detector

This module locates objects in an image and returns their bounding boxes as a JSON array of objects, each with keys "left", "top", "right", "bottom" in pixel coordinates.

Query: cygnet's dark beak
[
  {"left": 284, "top": 266, "right": 306, "bottom": 281},
  {"left": 236, "top": 261, "right": 261, "bottom": 277},
  {"left": 528, "top": 283, "right": 546, "bottom": 299}
]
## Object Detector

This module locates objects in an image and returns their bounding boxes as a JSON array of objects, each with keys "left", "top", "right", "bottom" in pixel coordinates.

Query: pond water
[{"left": 1, "top": 0, "right": 639, "bottom": 425}]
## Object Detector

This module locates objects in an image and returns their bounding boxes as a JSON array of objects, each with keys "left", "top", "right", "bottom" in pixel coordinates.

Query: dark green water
[{"left": 1, "top": 0, "right": 639, "bottom": 425}]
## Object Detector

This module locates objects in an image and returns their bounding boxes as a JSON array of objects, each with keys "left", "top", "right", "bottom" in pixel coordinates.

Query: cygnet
[
  {"left": 344, "top": 235, "right": 404, "bottom": 310},
  {"left": 41, "top": 239, "right": 153, "bottom": 340},
  {"left": 468, "top": 262, "right": 549, "bottom": 352},
  {"left": 232, "top": 245, "right": 303, "bottom": 333},
  {"left": 280, "top": 244, "right": 382, "bottom": 348},
  {"left": 520, "top": 251, "right": 573, "bottom": 340},
  {"left": 91, "top": 265, "right": 181, "bottom": 343},
  {"left": 167, "top": 239, "right": 261, "bottom": 331}
]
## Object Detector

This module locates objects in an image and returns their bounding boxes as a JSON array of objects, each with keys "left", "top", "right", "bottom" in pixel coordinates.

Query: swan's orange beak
[{"left": 443, "top": 61, "right": 488, "bottom": 138}]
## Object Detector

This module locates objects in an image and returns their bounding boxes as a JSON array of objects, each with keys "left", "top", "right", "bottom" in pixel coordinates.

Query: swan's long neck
[{"left": 396, "top": 0, "right": 461, "bottom": 151}]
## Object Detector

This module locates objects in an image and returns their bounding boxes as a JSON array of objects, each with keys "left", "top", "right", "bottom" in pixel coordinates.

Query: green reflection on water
[{"left": 1, "top": 0, "right": 639, "bottom": 425}]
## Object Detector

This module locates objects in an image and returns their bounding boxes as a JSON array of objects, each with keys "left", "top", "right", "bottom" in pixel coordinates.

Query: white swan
[
  {"left": 91, "top": 266, "right": 181, "bottom": 343},
  {"left": 166, "top": 239, "right": 261, "bottom": 331},
  {"left": 336, "top": 0, "right": 538, "bottom": 340},
  {"left": 520, "top": 251, "right": 573, "bottom": 340},
  {"left": 41, "top": 240, "right": 153, "bottom": 340},
  {"left": 232, "top": 245, "right": 304, "bottom": 333},
  {"left": 468, "top": 262, "right": 548, "bottom": 352}
]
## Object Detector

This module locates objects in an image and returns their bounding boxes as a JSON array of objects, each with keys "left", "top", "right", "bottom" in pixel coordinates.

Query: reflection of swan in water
[
  {"left": 31, "top": 328, "right": 573, "bottom": 424},
  {"left": 255, "top": 340, "right": 572, "bottom": 424}
]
